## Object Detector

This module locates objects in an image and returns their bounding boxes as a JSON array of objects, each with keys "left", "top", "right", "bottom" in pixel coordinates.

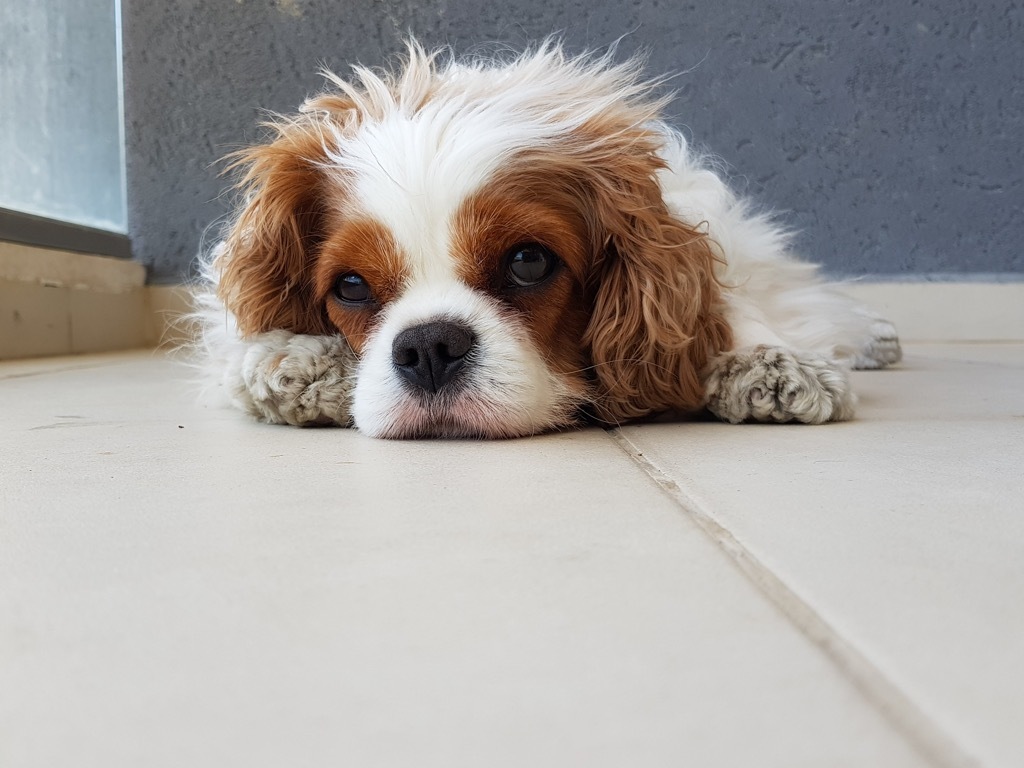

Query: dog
[{"left": 196, "top": 41, "right": 901, "bottom": 438}]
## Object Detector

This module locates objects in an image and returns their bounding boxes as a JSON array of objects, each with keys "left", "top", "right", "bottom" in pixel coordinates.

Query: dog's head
[{"left": 216, "top": 43, "right": 730, "bottom": 438}]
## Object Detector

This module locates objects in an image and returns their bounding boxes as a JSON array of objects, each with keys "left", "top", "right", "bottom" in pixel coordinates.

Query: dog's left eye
[{"left": 506, "top": 244, "right": 558, "bottom": 287}]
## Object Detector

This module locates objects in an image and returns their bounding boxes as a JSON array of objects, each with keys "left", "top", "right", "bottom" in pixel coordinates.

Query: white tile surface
[
  {"left": 0, "top": 353, "right": 931, "bottom": 767},
  {"left": 841, "top": 283, "right": 1024, "bottom": 342},
  {"left": 620, "top": 345, "right": 1024, "bottom": 768}
]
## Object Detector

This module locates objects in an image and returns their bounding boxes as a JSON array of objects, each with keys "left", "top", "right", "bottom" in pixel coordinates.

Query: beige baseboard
[
  {"left": 0, "top": 283, "right": 194, "bottom": 361},
  {"left": 146, "top": 284, "right": 194, "bottom": 349},
  {"left": 843, "top": 282, "right": 1024, "bottom": 343},
  {"left": 0, "top": 243, "right": 194, "bottom": 360},
  {"left": 2, "top": 243, "right": 1022, "bottom": 360}
]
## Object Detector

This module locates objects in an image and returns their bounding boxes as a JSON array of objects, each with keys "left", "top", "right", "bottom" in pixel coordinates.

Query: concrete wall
[{"left": 121, "top": 0, "right": 1023, "bottom": 283}]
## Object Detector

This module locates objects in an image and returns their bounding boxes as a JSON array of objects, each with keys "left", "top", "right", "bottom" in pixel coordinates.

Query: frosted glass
[{"left": 0, "top": 0, "right": 125, "bottom": 232}]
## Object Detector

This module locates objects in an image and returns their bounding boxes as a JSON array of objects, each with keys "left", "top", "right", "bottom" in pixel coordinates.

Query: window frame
[{"left": 0, "top": 208, "right": 131, "bottom": 259}]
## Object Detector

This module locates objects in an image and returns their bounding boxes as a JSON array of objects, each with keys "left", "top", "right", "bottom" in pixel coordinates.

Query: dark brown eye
[
  {"left": 506, "top": 244, "right": 558, "bottom": 287},
  {"left": 333, "top": 272, "right": 372, "bottom": 304}
]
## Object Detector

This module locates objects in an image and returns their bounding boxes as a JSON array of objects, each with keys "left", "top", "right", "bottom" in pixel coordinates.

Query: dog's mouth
[
  {"left": 364, "top": 394, "right": 536, "bottom": 440},
  {"left": 357, "top": 386, "right": 581, "bottom": 440}
]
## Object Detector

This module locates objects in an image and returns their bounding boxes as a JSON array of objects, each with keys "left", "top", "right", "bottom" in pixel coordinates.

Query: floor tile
[
  {"left": 619, "top": 344, "right": 1024, "bottom": 768},
  {"left": 0, "top": 354, "right": 926, "bottom": 767}
]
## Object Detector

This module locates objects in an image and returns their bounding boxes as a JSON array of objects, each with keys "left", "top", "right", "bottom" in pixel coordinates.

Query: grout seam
[
  {"left": 0, "top": 353, "right": 153, "bottom": 381},
  {"left": 608, "top": 427, "right": 980, "bottom": 768}
]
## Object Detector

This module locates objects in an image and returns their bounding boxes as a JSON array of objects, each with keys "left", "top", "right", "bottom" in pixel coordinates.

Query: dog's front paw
[
  {"left": 240, "top": 333, "right": 357, "bottom": 427},
  {"left": 853, "top": 318, "right": 903, "bottom": 370},
  {"left": 704, "top": 345, "right": 855, "bottom": 424}
]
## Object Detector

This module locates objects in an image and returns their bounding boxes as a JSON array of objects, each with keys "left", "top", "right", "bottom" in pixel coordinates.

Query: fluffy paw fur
[
  {"left": 704, "top": 345, "right": 856, "bottom": 424},
  {"left": 234, "top": 332, "right": 357, "bottom": 426},
  {"left": 853, "top": 318, "right": 903, "bottom": 370}
]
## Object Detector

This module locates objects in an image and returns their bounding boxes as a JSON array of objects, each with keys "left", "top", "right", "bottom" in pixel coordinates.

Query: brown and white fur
[{"left": 196, "top": 41, "right": 901, "bottom": 439}]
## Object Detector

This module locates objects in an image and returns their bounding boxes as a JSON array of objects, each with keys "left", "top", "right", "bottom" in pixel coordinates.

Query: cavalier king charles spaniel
[{"left": 197, "top": 41, "right": 901, "bottom": 438}]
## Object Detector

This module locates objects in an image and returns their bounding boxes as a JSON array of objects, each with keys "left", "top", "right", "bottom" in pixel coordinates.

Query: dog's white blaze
[{"left": 334, "top": 105, "right": 515, "bottom": 284}]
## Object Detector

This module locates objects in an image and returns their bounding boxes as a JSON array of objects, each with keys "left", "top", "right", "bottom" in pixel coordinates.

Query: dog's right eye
[{"left": 333, "top": 272, "right": 373, "bottom": 304}]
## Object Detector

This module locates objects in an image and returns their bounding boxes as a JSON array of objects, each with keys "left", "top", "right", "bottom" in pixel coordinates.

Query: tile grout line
[
  {"left": 608, "top": 427, "right": 980, "bottom": 768},
  {"left": 0, "top": 351, "right": 158, "bottom": 381}
]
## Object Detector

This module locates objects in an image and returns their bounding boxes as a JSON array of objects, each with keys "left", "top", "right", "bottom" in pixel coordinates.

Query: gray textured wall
[{"left": 122, "top": 0, "right": 1023, "bottom": 283}]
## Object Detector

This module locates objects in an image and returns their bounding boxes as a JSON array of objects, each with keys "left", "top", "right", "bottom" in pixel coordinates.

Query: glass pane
[{"left": 0, "top": 0, "right": 125, "bottom": 232}]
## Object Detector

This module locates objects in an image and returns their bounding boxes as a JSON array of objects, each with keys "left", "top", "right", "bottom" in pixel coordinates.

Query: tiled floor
[{"left": 2, "top": 344, "right": 1022, "bottom": 768}]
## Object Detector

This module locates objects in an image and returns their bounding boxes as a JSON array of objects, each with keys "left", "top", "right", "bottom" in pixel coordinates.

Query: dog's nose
[{"left": 392, "top": 321, "right": 475, "bottom": 394}]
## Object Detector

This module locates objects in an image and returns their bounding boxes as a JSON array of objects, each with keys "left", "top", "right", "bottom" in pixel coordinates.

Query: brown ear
[
  {"left": 582, "top": 148, "right": 732, "bottom": 424},
  {"left": 215, "top": 111, "right": 342, "bottom": 337}
]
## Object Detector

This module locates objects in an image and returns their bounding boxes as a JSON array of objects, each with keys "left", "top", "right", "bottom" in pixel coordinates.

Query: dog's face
[
  {"left": 216, "top": 45, "right": 730, "bottom": 438},
  {"left": 317, "top": 167, "right": 595, "bottom": 438}
]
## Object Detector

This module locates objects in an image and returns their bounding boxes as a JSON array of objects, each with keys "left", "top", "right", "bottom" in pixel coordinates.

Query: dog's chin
[{"left": 353, "top": 390, "right": 578, "bottom": 440}]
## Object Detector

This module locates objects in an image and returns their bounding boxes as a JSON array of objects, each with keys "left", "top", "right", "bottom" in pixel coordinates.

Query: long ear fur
[
  {"left": 580, "top": 130, "right": 733, "bottom": 424},
  {"left": 215, "top": 100, "right": 354, "bottom": 337}
]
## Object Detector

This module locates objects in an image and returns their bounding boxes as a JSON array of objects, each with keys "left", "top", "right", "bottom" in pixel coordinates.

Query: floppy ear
[
  {"left": 215, "top": 103, "right": 353, "bottom": 337},
  {"left": 582, "top": 146, "right": 732, "bottom": 424}
]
